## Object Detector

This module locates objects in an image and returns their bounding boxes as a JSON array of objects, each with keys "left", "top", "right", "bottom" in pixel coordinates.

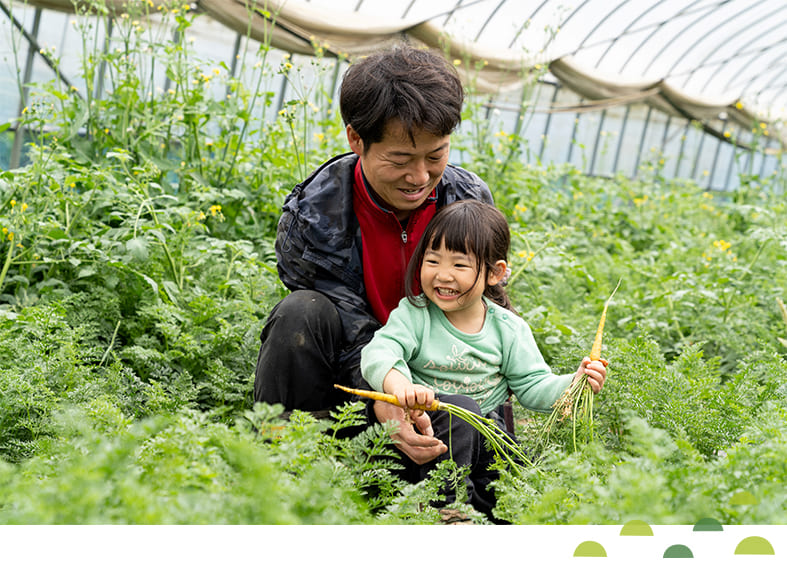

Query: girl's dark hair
[
  {"left": 339, "top": 43, "right": 464, "bottom": 148},
  {"left": 405, "top": 200, "right": 514, "bottom": 312}
]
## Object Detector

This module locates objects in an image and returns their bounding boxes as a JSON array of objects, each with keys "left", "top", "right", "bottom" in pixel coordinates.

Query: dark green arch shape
[
  {"left": 663, "top": 544, "right": 694, "bottom": 558},
  {"left": 693, "top": 517, "right": 723, "bottom": 531}
]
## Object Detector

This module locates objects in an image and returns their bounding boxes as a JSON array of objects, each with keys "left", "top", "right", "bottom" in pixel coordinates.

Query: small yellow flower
[
  {"left": 7, "top": 232, "right": 13, "bottom": 241},
  {"left": 2, "top": 227, "right": 7, "bottom": 234},
  {"left": 209, "top": 204, "right": 222, "bottom": 216},
  {"left": 735, "top": 101, "right": 743, "bottom": 109},
  {"left": 713, "top": 239, "right": 731, "bottom": 252},
  {"left": 70, "top": 182, "right": 76, "bottom": 188},
  {"left": 723, "top": 131, "right": 731, "bottom": 138},
  {"left": 197, "top": 211, "right": 206, "bottom": 221},
  {"left": 10, "top": 199, "right": 16, "bottom": 207},
  {"left": 21, "top": 203, "right": 28, "bottom": 212},
  {"left": 453, "top": 59, "right": 462, "bottom": 66}
]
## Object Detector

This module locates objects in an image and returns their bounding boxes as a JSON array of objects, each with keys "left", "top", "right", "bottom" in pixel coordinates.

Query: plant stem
[{"left": 0, "top": 240, "right": 15, "bottom": 295}]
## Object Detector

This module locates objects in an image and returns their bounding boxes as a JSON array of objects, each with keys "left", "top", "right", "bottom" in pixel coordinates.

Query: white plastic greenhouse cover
[
  {"left": 25, "top": 0, "right": 786, "bottom": 143},
  {"left": 5, "top": 0, "right": 786, "bottom": 182}
]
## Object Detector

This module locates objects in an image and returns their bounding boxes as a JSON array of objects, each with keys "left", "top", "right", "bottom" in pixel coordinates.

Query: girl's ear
[{"left": 487, "top": 260, "right": 508, "bottom": 286}]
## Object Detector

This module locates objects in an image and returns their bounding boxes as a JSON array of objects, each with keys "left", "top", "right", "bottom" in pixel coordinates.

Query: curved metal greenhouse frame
[{"left": 1, "top": 0, "right": 784, "bottom": 190}]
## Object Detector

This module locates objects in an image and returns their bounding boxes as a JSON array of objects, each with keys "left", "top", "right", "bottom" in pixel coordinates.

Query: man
[{"left": 254, "top": 43, "right": 494, "bottom": 465}]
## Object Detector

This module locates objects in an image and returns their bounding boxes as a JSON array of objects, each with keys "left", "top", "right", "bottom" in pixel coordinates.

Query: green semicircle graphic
[
  {"left": 734, "top": 536, "right": 775, "bottom": 555},
  {"left": 573, "top": 541, "right": 607, "bottom": 557},
  {"left": 693, "top": 517, "right": 723, "bottom": 531},
  {"left": 620, "top": 519, "right": 654, "bottom": 536},
  {"left": 663, "top": 544, "right": 694, "bottom": 558}
]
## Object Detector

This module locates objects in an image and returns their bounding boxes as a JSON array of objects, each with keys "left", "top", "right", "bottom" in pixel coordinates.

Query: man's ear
[
  {"left": 346, "top": 125, "right": 364, "bottom": 156},
  {"left": 487, "top": 259, "right": 508, "bottom": 286}
]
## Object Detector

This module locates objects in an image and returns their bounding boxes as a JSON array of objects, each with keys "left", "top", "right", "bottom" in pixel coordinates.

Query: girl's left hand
[{"left": 576, "top": 356, "right": 607, "bottom": 393}]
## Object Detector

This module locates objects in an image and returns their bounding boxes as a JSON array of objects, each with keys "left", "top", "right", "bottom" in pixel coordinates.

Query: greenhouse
[
  {"left": 3, "top": 0, "right": 785, "bottom": 186},
  {"left": 0, "top": 0, "right": 786, "bottom": 547}
]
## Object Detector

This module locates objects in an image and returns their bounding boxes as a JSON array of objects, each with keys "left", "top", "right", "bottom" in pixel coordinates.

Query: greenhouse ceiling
[
  {"left": 8, "top": 0, "right": 786, "bottom": 147},
  {"left": 18, "top": 0, "right": 787, "bottom": 136}
]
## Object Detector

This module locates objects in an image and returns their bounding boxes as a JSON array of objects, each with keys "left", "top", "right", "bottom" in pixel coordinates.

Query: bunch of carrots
[{"left": 537, "top": 278, "right": 621, "bottom": 451}]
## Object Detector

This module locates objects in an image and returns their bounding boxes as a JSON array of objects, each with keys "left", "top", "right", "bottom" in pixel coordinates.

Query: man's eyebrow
[{"left": 388, "top": 143, "right": 450, "bottom": 157}]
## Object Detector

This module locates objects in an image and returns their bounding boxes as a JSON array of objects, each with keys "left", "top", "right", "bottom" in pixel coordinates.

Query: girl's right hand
[
  {"left": 392, "top": 383, "right": 435, "bottom": 415},
  {"left": 382, "top": 369, "right": 435, "bottom": 414}
]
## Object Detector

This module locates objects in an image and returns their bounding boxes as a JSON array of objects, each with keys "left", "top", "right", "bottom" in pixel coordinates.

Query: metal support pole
[{"left": 10, "top": 8, "right": 41, "bottom": 169}]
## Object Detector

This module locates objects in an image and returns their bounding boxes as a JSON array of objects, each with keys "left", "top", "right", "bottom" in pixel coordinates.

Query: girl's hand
[
  {"left": 391, "top": 383, "right": 435, "bottom": 416},
  {"left": 382, "top": 369, "right": 436, "bottom": 415},
  {"left": 574, "top": 356, "right": 608, "bottom": 393}
]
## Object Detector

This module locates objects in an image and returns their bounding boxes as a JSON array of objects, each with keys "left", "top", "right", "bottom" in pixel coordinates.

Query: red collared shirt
[{"left": 352, "top": 159, "right": 437, "bottom": 324}]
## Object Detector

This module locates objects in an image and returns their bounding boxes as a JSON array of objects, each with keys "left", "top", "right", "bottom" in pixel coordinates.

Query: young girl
[{"left": 360, "top": 200, "right": 607, "bottom": 520}]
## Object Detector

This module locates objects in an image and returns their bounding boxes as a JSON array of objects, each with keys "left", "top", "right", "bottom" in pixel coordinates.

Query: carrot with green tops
[
  {"left": 334, "top": 383, "right": 535, "bottom": 473},
  {"left": 537, "top": 278, "right": 621, "bottom": 451},
  {"left": 590, "top": 278, "right": 621, "bottom": 362},
  {"left": 333, "top": 384, "right": 444, "bottom": 412}
]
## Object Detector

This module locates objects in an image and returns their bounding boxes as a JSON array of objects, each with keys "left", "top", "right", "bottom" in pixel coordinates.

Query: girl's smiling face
[{"left": 420, "top": 239, "right": 506, "bottom": 332}]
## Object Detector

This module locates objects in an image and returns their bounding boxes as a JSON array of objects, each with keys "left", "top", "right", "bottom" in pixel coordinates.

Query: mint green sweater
[{"left": 361, "top": 296, "right": 573, "bottom": 415}]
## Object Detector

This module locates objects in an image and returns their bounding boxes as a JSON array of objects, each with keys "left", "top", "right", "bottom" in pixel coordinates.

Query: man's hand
[{"left": 373, "top": 400, "right": 447, "bottom": 466}]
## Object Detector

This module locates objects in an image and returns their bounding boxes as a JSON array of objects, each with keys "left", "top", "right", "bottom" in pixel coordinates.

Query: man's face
[{"left": 347, "top": 121, "right": 450, "bottom": 221}]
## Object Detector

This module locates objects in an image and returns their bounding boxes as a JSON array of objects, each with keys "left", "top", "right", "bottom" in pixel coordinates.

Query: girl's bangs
[{"left": 427, "top": 211, "right": 472, "bottom": 255}]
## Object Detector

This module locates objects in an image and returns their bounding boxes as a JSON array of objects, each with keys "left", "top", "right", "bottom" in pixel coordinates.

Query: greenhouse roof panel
[
  {"left": 11, "top": 0, "right": 787, "bottom": 127},
  {"left": 295, "top": 0, "right": 787, "bottom": 121}
]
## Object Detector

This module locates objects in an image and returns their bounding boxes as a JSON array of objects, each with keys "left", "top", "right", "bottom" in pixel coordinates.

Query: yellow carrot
[
  {"left": 333, "top": 384, "right": 444, "bottom": 412},
  {"left": 537, "top": 278, "right": 622, "bottom": 451},
  {"left": 589, "top": 278, "right": 621, "bottom": 361},
  {"left": 334, "top": 384, "right": 536, "bottom": 472}
]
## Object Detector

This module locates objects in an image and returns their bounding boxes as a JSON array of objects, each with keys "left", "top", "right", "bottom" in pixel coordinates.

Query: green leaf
[{"left": 125, "top": 237, "right": 149, "bottom": 261}]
